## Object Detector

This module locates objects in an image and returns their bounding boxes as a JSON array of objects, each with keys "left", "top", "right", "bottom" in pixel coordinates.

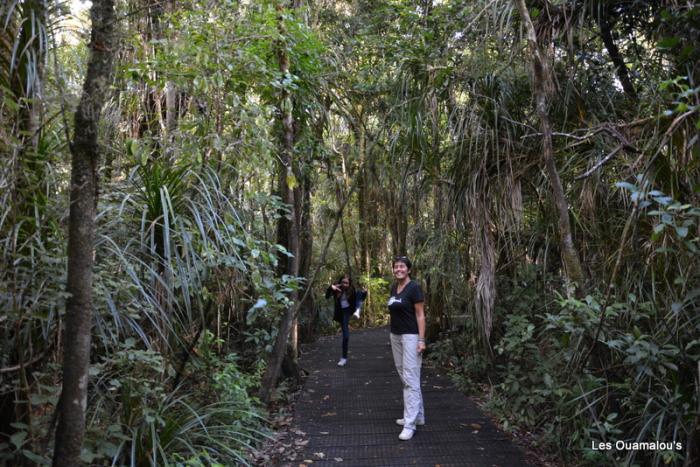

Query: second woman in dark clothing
[{"left": 326, "top": 274, "right": 355, "bottom": 366}]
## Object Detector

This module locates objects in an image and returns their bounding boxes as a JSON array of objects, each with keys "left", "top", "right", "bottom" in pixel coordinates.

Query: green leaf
[
  {"left": 615, "top": 181, "right": 637, "bottom": 192},
  {"left": 675, "top": 102, "right": 689, "bottom": 113},
  {"left": 10, "top": 431, "right": 27, "bottom": 450},
  {"left": 675, "top": 226, "right": 688, "bottom": 238},
  {"left": 21, "top": 450, "right": 48, "bottom": 465},
  {"left": 657, "top": 37, "right": 680, "bottom": 49}
]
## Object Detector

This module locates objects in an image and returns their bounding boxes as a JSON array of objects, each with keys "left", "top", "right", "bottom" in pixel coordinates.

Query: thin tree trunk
[
  {"left": 357, "top": 148, "right": 370, "bottom": 276},
  {"left": 260, "top": 0, "right": 301, "bottom": 404},
  {"left": 598, "top": 13, "right": 636, "bottom": 100},
  {"left": 52, "top": 1, "right": 116, "bottom": 465},
  {"left": 513, "top": 0, "right": 585, "bottom": 288}
]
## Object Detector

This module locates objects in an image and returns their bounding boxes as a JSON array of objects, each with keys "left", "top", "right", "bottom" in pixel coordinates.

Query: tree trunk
[
  {"left": 513, "top": 0, "right": 585, "bottom": 288},
  {"left": 259, "top": 0, "right": 301, "bottom": 404},
  {"left": 52, "top": 1, "right": 116, "bottom": 465},
  {"left": 358, "top": 166, "right": 370, "bottom": 276},
  {"left": 474, "top": 193, "right": 495, "bottom": 353},
  {"left": 297, "top": 171, "right": 316, "bottom": 342},
  {"left": 598, "top": 12, "right": 637, "bottom": 100}
]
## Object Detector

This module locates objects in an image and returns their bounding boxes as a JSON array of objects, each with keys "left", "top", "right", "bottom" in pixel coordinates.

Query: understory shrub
[{"left": 430, "top": 186, "right": 698, "bottom": 466}]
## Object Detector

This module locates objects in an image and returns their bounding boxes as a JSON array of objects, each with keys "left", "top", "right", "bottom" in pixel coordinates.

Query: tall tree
[
  {"left": 513, "top": 0, "right": 585, "bottom": 288},
  {"left": 52, "top": 0, "right": 116, "bottom": 464},
  {"left": 259, "top": 0, "right": 301, "bottom": 404}
]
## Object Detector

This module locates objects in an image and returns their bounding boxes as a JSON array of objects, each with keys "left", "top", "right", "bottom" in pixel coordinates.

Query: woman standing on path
[
  {"left": 326, "top": 274, "right": 356, "bottom": 367},
  {"left": 388, "top": 256, "right": 426, "bottom": 441}
]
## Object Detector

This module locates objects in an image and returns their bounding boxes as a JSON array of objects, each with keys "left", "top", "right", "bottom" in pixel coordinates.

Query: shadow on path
[{"left": 294, "top": 327, "right": 529, "bottom": 467}]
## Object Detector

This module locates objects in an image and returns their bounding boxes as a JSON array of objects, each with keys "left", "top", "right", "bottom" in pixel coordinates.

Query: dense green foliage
[{"left": 1, "top": 0, "right": 698, "bottom": 465}]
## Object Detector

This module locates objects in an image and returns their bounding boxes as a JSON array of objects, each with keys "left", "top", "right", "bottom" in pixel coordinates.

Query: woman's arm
[
  {"left": 415, "top": 302, "right": 426, "bottom": 353},
  {"left": 325, "top": 285, "right": 336, "bottom": 299}
]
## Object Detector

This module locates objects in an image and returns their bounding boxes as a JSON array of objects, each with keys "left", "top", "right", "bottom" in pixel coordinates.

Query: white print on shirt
[{"left": 388, "top": 296, "right": 402, "bottom": 306}]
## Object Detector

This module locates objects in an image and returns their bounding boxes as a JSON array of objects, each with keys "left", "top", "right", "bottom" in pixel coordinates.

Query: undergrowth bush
[{"left": 430, "top": 187, "right": 698, "bottom": 466}]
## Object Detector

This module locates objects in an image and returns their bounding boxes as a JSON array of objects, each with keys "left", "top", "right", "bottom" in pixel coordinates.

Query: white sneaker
[
  {"left": 337, "top": 358, "right": 347, "bottom": 366},
  {"left": 396, "top": 418, "right": 425, "bottom": 426},
  {"left": 398, "top": 428, "right": 415, "bottom": 440}
]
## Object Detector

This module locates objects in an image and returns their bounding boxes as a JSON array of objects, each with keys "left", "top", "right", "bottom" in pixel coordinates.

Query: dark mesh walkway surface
[{"left": 294, "top": 327, "right": 529, "bottom": 467}]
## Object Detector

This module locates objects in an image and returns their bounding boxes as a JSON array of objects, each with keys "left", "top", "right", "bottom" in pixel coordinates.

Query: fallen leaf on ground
[
  {"left": 334, "top": 457, "right": 343, "bottom": 462},
  {"left": 314, "top": 452, "right": 325, "bottom": 459},
  {"left": 321, "top": 412, "right": 336, "bottom": 417}
]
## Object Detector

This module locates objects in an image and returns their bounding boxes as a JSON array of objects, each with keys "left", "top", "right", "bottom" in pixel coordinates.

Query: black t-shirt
[{"left": 387, "top": 280, "right": 425, "bottom": 334}]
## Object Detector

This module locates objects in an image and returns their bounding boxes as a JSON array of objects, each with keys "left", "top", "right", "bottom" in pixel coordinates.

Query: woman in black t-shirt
[
  {"left": 326, "top": 274, "right": 355, "bottom": 367},
  {"left": 387, "top": 256, "right": 426, "bottom": 441}
]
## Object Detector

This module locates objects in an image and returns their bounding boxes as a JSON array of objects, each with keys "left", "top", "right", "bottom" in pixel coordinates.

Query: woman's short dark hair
[{"left": 392, "top": 256, "right": 412, "bottom": 269}]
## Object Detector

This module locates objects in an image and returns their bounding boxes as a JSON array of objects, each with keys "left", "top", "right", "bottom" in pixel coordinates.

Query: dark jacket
[{"left": 326, "top": 285, "right": 356, "bottom": 323}]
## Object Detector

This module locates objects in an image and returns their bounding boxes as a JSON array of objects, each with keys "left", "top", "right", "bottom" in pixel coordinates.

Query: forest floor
[{"left": 253, "top": 327, "right": 543, "bottom": 466}]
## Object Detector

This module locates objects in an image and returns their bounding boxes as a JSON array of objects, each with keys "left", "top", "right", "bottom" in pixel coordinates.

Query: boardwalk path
[{"left": 294, "top": 327, "right": 529, "bottom": 467}]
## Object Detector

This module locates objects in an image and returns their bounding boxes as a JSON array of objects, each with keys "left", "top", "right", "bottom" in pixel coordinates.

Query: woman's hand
[
  {"left": 331, "top": 284, "right": 340, "bottom": 292},
  {"left": 415, "top": 302, "right": 426, "bottom": 354}
]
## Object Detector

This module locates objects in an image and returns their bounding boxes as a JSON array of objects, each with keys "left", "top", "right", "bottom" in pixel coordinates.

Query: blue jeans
[{"left": 340, "top": 307, "right": 351, "bottom": 358}]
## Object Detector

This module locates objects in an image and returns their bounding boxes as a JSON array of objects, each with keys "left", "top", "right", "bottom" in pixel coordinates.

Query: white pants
[{"left": 390, "top": 333, "right": 424, "bottom": 430}]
